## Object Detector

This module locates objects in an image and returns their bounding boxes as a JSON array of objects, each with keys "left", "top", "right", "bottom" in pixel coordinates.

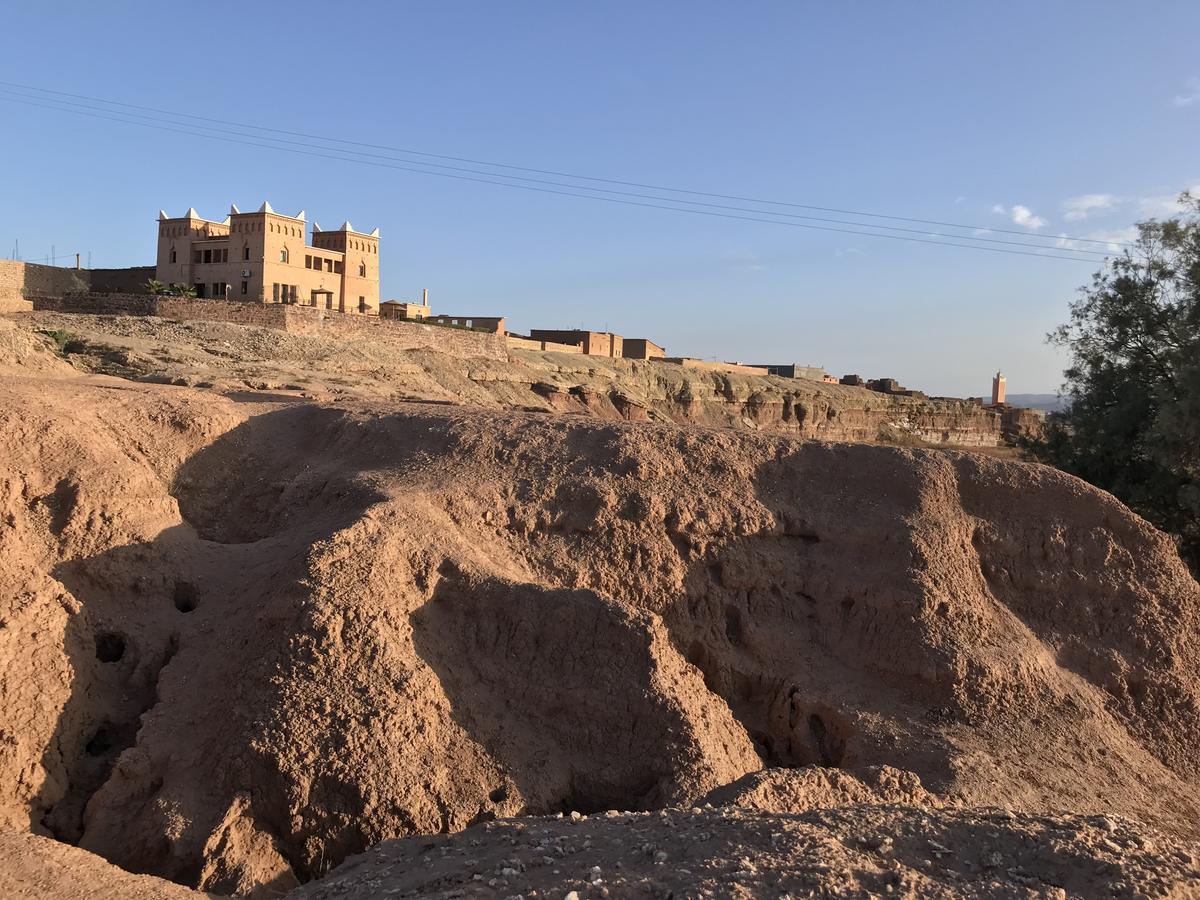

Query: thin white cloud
[
  {"left": 1062, "top": 193, "right": 1117, "bottom": 222},
  {"left": 1173, "top": 76, "right": 1200, "bottom": 108},
  {"left": 992, "top": 203, "right": 1046, "bottom": 229},
  {"left": 1009, "top": 204, "right": 1047, "bottom": 230},
  {"left": 1055, "top": 227, "right": 1137, "bottom": 253},
  {"left": 835, "top": 247, "right": 863, "bottom": 257},
  {"left": 1137, "top": 183, "right": 1200, "bottom": 217}
]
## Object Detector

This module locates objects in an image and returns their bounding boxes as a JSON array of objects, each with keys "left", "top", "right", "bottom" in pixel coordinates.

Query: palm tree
[{"left": 144, "top": 279, "right": 167, "bottom": 295}]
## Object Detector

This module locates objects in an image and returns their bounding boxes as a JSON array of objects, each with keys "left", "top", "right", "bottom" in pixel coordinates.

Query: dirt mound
[
  {"left": 703, "top": 765, "right": 944, "bottom": 813},
  {"left": 0, "top": 830, "right": 204, "bottom": 899},
  {"left": 0, "top": 318, "right": 75, "bottom": 375},
  {"left": 0, "top": 376, "right": 1197, "bottom": 893},
  {"left": 290, "top": 806, "right": 1200, "bottom": 899}
]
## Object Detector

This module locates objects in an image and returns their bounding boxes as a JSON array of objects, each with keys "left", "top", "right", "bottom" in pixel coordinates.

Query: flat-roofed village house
[
  {"left": 529, "top": 329, "right": 624, "bottom": 358},
  {"left": 426, "top": 315, "right": 507, "bottom": 334},
  {"left": 622, "top": 338, "right": 665, "bottom": 360},
  {"left": 751, "top": 363, "right": 829, "bottom": 381},
  {"left": 155, "top": 202, "right": 380, "bottom": 314}
]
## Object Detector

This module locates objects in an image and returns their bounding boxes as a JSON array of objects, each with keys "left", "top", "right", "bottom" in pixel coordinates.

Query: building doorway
[{"left": 311, "top": 290, "right": 334, "bottom": 309}]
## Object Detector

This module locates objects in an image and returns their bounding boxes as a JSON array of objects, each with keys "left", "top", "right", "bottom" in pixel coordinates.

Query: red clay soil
[{"left": 0, "top": 364, "right": 1197, "bottom": 895}]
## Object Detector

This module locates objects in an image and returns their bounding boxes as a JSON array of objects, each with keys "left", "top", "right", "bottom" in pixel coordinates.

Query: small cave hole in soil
[
  {"left": 489, "top": 785, "right": 509, "bottom": 804},
  {"left": 173, "top": 581, "right": 198, "bottom": 613},
  {"left": 724, "top": 605, "right": 743, "bottom": 645},
  {"left": 809, "top": 713, "right": 847, "bottom": 767},
  {"left": 85, "top": 726, "right": 119, "bottom": 757},
  {"left": 94, "top": 632, "right": 125, "bottom": 663}
]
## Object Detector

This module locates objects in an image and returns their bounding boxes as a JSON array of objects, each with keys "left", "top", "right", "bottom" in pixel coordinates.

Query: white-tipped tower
[
  {"left": 369, "top": 227, "right": 380, "bottom": 237},
  {"left": 230, "top": 203, "right": 241, "bottom": 215},
  {"left": 295, "top": 210, "right": 306, "bottom": 221},
  {"left": 338, "top": 220, "right": 355, "bottom": 232},
  {"left": 258, "top": 200, "right": 275, "bottom": 214},
  {"left": 183, "top": 207, "right": 200, "bottom": 219},
  {"left": 311, "top": 222, "right": 322, "bottom": 232},
  {"left": 158, "top": 209, "right": 169, "bottom": 220}
]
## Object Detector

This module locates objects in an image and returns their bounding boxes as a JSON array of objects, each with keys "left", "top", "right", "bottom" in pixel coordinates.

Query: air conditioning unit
[{"left": 242, "top": 269, "right": 251, "bottom": 277}]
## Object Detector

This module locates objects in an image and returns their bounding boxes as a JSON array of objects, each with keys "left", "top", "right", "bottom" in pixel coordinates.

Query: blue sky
[{"left": 2, "top": 2, "right": 1198, "bottom": 396}]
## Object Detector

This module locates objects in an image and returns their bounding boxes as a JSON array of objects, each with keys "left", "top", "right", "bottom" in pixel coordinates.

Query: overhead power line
[
  {"left": 0, "top": 89, "right": 1117, "bottom": 262},
  {"left": 0, "top": 83, "right": 1130, "bottom": 263},
  {"left": 0, "top": 78, "right": 1133, "bottom": 251}
]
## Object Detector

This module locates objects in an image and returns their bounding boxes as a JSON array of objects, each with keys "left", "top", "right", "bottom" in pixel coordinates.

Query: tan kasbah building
[{"left": 155, "top": 202, "right": 380, "bottom": 314}]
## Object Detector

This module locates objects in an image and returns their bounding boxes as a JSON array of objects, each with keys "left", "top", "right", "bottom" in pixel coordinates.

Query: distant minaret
[{"left": 991, "top": 370, "right": 1007, "bottom": 405}]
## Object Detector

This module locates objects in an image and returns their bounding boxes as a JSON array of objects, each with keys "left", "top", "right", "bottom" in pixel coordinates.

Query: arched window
[
  {"left": 358, "top": 262, "right": 366, "bottom": 277},
  {"left": 169, "top": 247, "right": 177, "bottom": 263},
  {"left": 280, "top": 247, "right": 289, "bottom": 263}
]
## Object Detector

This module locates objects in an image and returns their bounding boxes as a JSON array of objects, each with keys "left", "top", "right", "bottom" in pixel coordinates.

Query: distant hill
[{"left": 1006, "top": 393, "right": 1069, "bottom": 413}]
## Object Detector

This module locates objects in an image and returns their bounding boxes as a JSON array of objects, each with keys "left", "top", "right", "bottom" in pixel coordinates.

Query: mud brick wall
[{"left": 0, "top": 261, "right": 90, "bottom": 303}]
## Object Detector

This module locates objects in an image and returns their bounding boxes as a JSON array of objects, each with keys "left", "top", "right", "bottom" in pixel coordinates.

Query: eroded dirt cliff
[{"left": 0, "top": 367, "right": 1196, "bottom": 895}]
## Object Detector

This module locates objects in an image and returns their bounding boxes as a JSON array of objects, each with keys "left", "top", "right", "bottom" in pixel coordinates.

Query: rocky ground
[
  {"left": 7, "top": 311, "right": 1023, "bottom": 448},
  {"left": 0, "top": 314, "right": 1195, "bottom": 898},
  {"left": 290, "top": 805, "right": 1200, "bottom": 900}
]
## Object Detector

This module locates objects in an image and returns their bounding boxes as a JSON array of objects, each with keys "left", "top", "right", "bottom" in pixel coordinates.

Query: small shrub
[{"left": 36, "top": 329, "right": 87, "bottom": 356}]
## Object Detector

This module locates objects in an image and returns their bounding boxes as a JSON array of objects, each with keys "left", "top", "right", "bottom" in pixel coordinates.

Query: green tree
[
  {"left": 144, "top": 279, "right": 167, "bottom": 295},
  {"left": 1031, "top": 192, "right": 1200, "bottom": 569}
]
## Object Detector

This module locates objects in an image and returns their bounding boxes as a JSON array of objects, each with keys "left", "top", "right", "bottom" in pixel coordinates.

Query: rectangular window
[
  {"left": 305, "top": 254, "right": 312, "bottom": 269},
  {"left": 221, "top": 249, "right": 229, "bottom": 263},
  {"left": 193, "top": 250, "right": 201, "bottom": 264},
  {"left": 334, "top": 261, "right": 343, "bottom": 274},
  {"left": 194, "top": 283, "right": 206, "bottom": 298},
  {"left": 241, "top": 281, "right": 248, "bottom": 296},
  {"left": 244, "top": 246, "right": 250, "bottom": 261},
  {"left": 272, "top": 283, "right": 280, "bottom": 302},
  {"left": 325, "top": 259, "right": 334, "bottom": 273},
  {"left": 169, "top": 249, "right": 176, "bottom": 263},
  {"left": 203, "top": 249, "right": 212, "bottom": 264},
  {"left": 358, "top": 296, "right": 365, "bottom": 313}
]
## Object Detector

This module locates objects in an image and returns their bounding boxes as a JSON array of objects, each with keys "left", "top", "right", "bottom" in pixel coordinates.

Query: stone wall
[
  {"left": 276, "top": 305, "right": 507, "bottom": 359},
  {"left": 31, "top": 293, "right": 159, "bottom": 315},
  {"left": 26, "top": 293, "right": 507, "bottom": 360},
  {"left": 659, "top": 358, "right": 765, "bottom": 376},
  {"left": 154, "top": 298, "right": 291, "bottom": 329},
  {"left": 88, "top": 266, "right": 156, "bottom": 294},
  {"left": 507, "top": 335, "right": 584, "bottom": 354}
]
